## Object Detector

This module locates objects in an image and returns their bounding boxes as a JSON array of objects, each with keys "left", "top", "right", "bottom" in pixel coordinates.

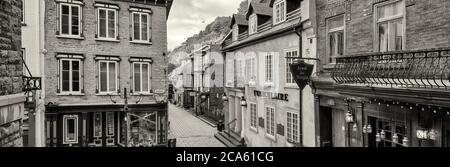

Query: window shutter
[
  {"left": 259, "top": 117, "right": 265, "bottom": 128},
  {"left": 277, "top": 124, "right": 284, "bottom": 136}
]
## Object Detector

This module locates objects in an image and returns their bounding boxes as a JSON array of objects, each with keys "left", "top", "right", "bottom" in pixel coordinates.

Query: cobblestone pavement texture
[{"left": 168, "top": 104, "right": 225, "bottom": 147}]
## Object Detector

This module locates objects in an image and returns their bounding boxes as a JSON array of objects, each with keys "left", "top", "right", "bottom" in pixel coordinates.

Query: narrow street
[{"left": 168, "top": 104, "right": 225, "bottom": 147}]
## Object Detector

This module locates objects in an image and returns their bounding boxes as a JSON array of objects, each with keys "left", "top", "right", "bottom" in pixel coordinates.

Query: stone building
[
  {"left": 191, "top": 44, "right": 225, "bottom": 124},
  {"left": 0, "top": 0, "right": 26, "bottom": 147},
  {"left": 216, "top": 0, "right": 318, "bottom": 147},
  {"left": 312, "top": 0, "right": 450, "bottom": 147},
  {"left": 43, "top": 0, "right": 173, "bottom": 147}
]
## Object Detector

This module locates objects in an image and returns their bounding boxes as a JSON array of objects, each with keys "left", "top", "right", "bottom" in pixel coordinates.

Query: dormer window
[
  {"left": 249, "top": 14, "right": 257, "bottom": 35},
  {"left": 232, "top": 24, "right": 239, "bottom": 41},
  {"left": 273, "top": 0, "right": 286, "bottom": 25}
]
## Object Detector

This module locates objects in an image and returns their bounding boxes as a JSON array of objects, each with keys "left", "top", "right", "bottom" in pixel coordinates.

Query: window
[
  {"left": 60, "top": 3, "right": 82, "bottom": 36},
  {"left": 232, "top": 24, "right": 239, "bottom": 41},
  {"left": 99, "top": 61, "right": 118, "bottom": 93},
  {"left": 249, "top": 14, "right": 257, "bottom": 35},
  {"left": 236, "top": 59, "right": 245, "bottom": 87},
  {"left": 60, "top": 59, "right": 81, "bottom": 93},
  {"left": 265, "top": 54, "right": 273, "bottom": 83},
  {"left": 375, "top": 0, "right": 405, "bottom": 52},
  {"left": 132, "top": 62, "right": 151, "bottom": 93},
  {"left": 106, "top": 113, "right": 115, "bottom": 137},
  {"left": 93, "top": 113, "right": 102, "bottom": 138},
  {"left": 245, "top": 58, "right": 256, "bottom": 86},
  {"left": 287, "top": 112, "right": 299, "bottom": 143},
  {"left": 250, "top": 103, "right": 257, "bottom": 129},
  {"left": 285, "top": 50, "right": 298, "bottom": 84},
  {"left": 225, "top": 59, "right": 235, "bottom": 87},
  {"left": 63, "top": 115, "right": 78, "bottom": 144},
  {"left": 327, "top": 15, "right": 345, "bottom": 63},
  {"left": 265, "top": 106, "right": 275, "bottom": 137},
  {"left": 273, "top": 0, "right": 286, "bottom": 24},
  {"left": 132, "top": 12, "right": 151, "bottom": 42},
  {"left": 98, "top": 8, "right": 117, "bottom": 39}
]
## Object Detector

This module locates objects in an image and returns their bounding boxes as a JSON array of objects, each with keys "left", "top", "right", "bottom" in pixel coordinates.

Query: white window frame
[
  {"left": 98, "top": 61, "right": 118, "bottom": 94},
  {"left": 131, "top": 12, "right": 151, "bottom": 43},
  {"left": 245, "top": 57, "right": 256, "bottom": 87},
  {"left": 249, "top": 103, "right": 258, "bottom": 131},
  {"left": 264, "top": 54, "right": 274, "bottom": 85},
  {"left": 287, "top": 111, "right": 300, "bottom": 144},
  {"left": 374, "top": 0, "right": 406, "bottom": 52},
  {"left": 285, "top": 49, "right": 299, "bottom": 85},
  {"left": 59, "top": 3, "right": 82, "bottom": 37},
  {"left": 326, "top": 15, "right": 345, "bottom": 64},
  {"left": 97, "top": 7, "right": 118, "bottom": 40},
  {"left": 63, "top": 115, "right": 79, "bottom": 145},
  {"left": 273, "top": 0, "right": 286, "bottom": 25},
  {"left": 249, "top": 14, "right": 258, "bottom": 35},
  {"left": 132, "top": 62, "right": 151, "bottom": 94},
  {"left": 265, "top": 106, "right": 276, "bottom": 139},
  {"left": 232, "top": 24, "right": 239, "bottom": 41},
  {"left": 59, "top": 59, "right": 82, "bottom": 94}
]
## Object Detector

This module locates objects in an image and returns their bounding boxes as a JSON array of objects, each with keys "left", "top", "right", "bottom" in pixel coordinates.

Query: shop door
[
  {"left": 319, "top": 106, "right": 333, "bottom": 147},
  {"left": 91, "top": 112, "right": 116, "bottom": 147}
]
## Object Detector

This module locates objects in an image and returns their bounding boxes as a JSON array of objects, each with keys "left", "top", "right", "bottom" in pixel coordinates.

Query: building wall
[
  {"left": 0, "top": 0, "right": 25, "bottom": 147},
  {"left": 225, "top": 33, "right": 318, "bottom": 147},
  {"left": 21, "top": 0, "right": 46, "bottom": 147},
  {"left": 316, "top": 0, "right": 450, "bottom": 67},
  {"left": 44, "top": 0, "right": 168, "bottom": 104}
]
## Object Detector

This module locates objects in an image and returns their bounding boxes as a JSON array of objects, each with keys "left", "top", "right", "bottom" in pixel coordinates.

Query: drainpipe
[{"left": 294, "top": 25, "right": 303, "bottom": 147}]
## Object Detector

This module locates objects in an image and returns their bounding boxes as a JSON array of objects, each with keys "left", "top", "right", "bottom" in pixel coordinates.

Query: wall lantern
[
  {"left": 429, "top": 129, "right": 437, "bottom": 140},
  {"left": 345, "top": 111, "right": 354, "bottom": 123},
  {"left": 240, "top": 97, "right": 247, "bottom": 107},
  {"left": 416, "top": 129, "right": 429, "bottom": 140},
  {"left": 367, "top": 125, "right": 373, "bottom": 134},
  {"left": 201, "top": 94, "right": 207, "bottom": 99},
  {"left": 380, "top": 130, "right": 386, "bottom": 140},
  {"left": 402, "top": 137, "right": 409, "bottom": 147},
  {"left": 222, "top": 94, "right": 228, "bottom": 101},
  {"left": 363, "top": 125, "right": 367, "bottom": 133},
  {"left": 352, "top": 124, "right": 358, "bottom": 132},
  {"left": 376, "top": 132, "right": 381, "bottom": 142},
  {"left": 392, "top": 133, "right": 399, "bottom": 143}
]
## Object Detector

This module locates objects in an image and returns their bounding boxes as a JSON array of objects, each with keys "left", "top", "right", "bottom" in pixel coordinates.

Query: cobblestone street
[{"left": 168, "top": 104, "right": 225, "bottom": 147}]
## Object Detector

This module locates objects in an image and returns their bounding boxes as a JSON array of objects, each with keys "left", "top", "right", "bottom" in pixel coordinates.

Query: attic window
[
  {"left": 232, "top": 24, "right": 239, "bottom": 41},
  {"left": 273, "top": 0, "right": 286, "bottom": 25},
  {"left": 249, "top": 14, "right": 257, "bottom": 35}
]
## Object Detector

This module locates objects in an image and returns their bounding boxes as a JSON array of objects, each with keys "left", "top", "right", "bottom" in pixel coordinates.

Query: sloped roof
[
  {"left": 269, "top": 0, "right": 303, "bottom": 7},
  {"left": 230, "top": 14, "right": 248, "bottom": 28},
  {"left": 246, "top": 1, "right": 273, "bottom": 18}
]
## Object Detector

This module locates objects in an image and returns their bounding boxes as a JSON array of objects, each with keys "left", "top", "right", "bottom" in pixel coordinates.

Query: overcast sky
[{"left": 167, "top": 0, "right": 243, "bottom": 51}]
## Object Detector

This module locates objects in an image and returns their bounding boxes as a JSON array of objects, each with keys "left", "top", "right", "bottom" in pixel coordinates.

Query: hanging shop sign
[
  {"left": 253, "top": 90, "right": 288, "bottom": 102},
  {"left": 290, "top": 60, "right": 314, "bottom": 90}
]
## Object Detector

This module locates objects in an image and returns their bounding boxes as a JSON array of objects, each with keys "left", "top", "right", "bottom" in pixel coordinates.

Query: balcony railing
[
  {"left": 258, "top": 19, "right": 272, "bottom": 33},
  {"left": 238, "top": 31, "right": 249, "bottom": 41},
  {"left": 286, "top": 8, "right": 301, "bottom": 21},
  {"left": 332, "top": 48, "right": 450, "bottom": 89}
]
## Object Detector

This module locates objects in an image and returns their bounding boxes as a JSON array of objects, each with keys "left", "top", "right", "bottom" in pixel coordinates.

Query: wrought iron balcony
[{"left": 332, "top": 48, "right": 450, "bottom": 89}]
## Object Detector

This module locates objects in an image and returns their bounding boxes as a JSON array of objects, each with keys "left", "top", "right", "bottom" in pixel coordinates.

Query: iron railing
[{"left": 332, "top": 48, "right": 450, "bottom": 89}]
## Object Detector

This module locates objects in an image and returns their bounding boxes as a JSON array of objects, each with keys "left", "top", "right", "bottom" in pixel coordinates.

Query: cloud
[{"left": 167, "top": 0, "right": 242, "bottom": 51}]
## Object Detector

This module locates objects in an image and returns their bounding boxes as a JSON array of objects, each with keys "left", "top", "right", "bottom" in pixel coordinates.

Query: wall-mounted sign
[
  {"left": 254, "top": 90, "right": 288, "bottom": 101},
  {"left": 290, "top": 60, "right": 314, "bottom": 90}
]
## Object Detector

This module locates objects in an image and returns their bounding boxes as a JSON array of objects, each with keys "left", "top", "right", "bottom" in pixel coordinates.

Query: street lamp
[{"left": 345, "top": 111, "right": 354, "bottom": 123}]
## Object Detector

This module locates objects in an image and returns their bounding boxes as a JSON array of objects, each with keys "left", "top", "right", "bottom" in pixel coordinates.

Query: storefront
[
  {"left": 45, "top": 103, "right": 168, "bottom": 147},
  {"left": 314, "top": 48, "right": 450, "bottom": 147}
]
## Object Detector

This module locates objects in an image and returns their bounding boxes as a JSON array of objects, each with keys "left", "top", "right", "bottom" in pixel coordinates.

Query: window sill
[
  {"left": 250, "top": 127, "right": 258, "bottom": 133},
  {"left": 265, "top": 134, "right": 276, "bottom": 141},
  {"left": 96, "top": 93, "right": 120, "bottom": 96},
  {"left": 324, "top": 63, "right": 336, "bottom": 70},
  {"left": 131, "top": 93, "right": 154, "bottom": 96},
  {"left": 56, "top": 35, "right": 85, "bottom": 40},
  {"left": 284, "top": 85, "right": 299, "bottom": 89},
  {"left": 57, "top": 93, "right": 85, "bottom": 96},
  {"left": 95, "top": 38, "right": 120, "bottom": 43},
  {"left": 130, "top": 41, "right": 152, "bottom": 45}
]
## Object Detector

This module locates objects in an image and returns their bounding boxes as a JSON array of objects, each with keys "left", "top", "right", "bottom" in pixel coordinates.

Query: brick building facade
[
  {"left": 217, "top": 0, "right": 317, "bottom": 147},
  {"left": 313, "top": 0, "right": 450, "bottom": 147},
  {"left": 43, "top": 0, "right": 173, "bottom": 147},
  {"left": 0, "top": 0, "right": 26, "bottom": 147}
]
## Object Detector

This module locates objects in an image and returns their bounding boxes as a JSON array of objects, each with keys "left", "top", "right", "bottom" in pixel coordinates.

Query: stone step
[
  {"left": 196, "top": 115, "right": 217, "bottom": 127},
  {"left": 214, "top": 131, "right": 241, "bottom": 147}
]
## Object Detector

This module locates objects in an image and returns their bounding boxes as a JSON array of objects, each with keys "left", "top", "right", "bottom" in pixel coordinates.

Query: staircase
[{"left": 214, "top": 130, "right": 243, "bottom": 147}]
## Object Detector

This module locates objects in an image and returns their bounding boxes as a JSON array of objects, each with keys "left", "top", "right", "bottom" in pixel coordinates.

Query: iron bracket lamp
[{"left": 240, "top": 97, "right": 247, "bottom": 107}]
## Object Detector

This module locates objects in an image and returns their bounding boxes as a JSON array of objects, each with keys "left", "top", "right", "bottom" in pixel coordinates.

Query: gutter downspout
[{"left": 294, "top": 24, "right": 303, "bottom": 147}]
